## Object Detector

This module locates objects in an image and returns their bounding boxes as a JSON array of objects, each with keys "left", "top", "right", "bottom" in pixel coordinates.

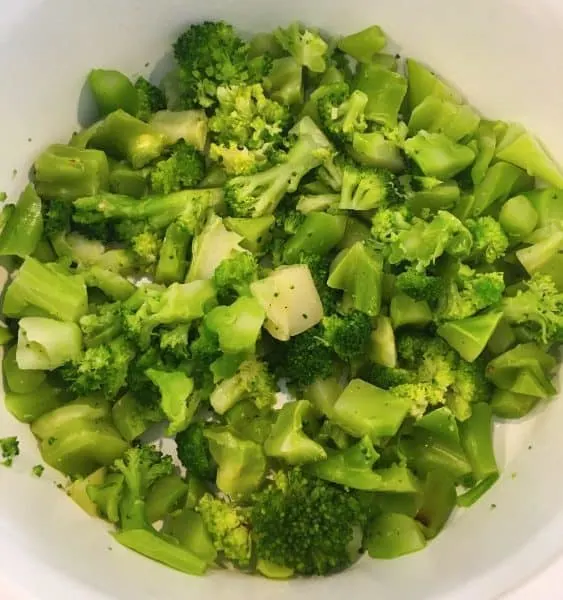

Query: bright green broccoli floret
[
  {"left": 159, "top": 324, "right": 190, "bottom": 362},
  {"left": 448, "top": 359, "right": 491, "bottom": 421},
  {"left": 251, "top": 469, "right": 363, "bottom": 575},
  {"left": 322, "top": 310, "right": 372, "bottom": 362},
  {"left": 113, "top": 444, "right": 174, "bottom": 530},
  {"left": 317, "top": 83, "right": 368, "bottom": 145},
  {"left": 134, "top": 77, "right": 166, "bottom": 122},
  {"left": 197, "top": 493, "right": 252, "bottom": 566},
  {"left": 370, "top": 205, "right": 413, "bottom": 246},
  {"left": 129, "top": 227, "right": 162, "bottom": 268},
  {"left": 212, "top": 252, "right": 259, "bottom": 303},
  {"left": 209, "top": 84, "right": 290, "bottom": 175},
  {"left": 224, "top": 117, "right": 333, "bottom": 218},
  {"left": 466, "top": 216, "right": 509, "bottom": 264},
  {"left": 339, "top": 161, "right": 406, "bottom": 211},
  {"left": 173, "top": 21, "right": 272, "bottom": 109},
  {"left": 390, "top": 382, "right": 445, "bottom": 419},
  {"left": 79, "top": 302, "right": 124, "bottom": 347},
  {"left": 395, "top": 268, "right": 445, "bottom": 303},
  {"left": 150, "top": 141, "right": 206, "bottom": 194},
  {"left": 60, "top": 336, "right": 135, "bottom": 399},
  {"left": 359, "top": 363, "right": 414, "bottom": 389},
  {"left": 274, "top": 22, "right": 329, "bottom": 73},
  {"left": 0, "top": 436, "right": 19, "bottom": 467},
  {"left": 502, "top": 273, "right": 563, "bottom": 345},
  {"left": 176, "top": 422, "right": 217, "bottom": 482}
]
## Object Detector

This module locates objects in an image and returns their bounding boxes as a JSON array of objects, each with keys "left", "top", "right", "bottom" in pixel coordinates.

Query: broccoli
[
  {"left": 390, "top": 382, "right": 445, "bottom": 419},
  {"left": 395, "top": 268, "right": 445, "bottom": 303},
  {"left": 188, "top": 325, "right": 222, "bottom": 388},
  {"left": 173, "top": 21, "right": 271, "bottom": 109},
  {"left": 175, "top": 422, "right": 217, "bottom": 482},
  {"left": 297, "top": 252, "right": 340, "bottom": 315},
  {"left": 197, "top": 493, "right": 252, "bottom": 566},
  {"left": 322, "top": 310, "right": 372, "bottom": 362},
  {"left": 370, "top": 205, "right": 413, "bottom": 246},
  {"left": 135, "top": 77, "right": 166, "bottom": 122},
  {"left": 60, "top": 336, "right": 135, "bottom": 399},
  {"left": 438, "top": 265, "right": 505, "bottom": 321},
  {"left": 502, "top": 273, "right": 563, "bottom": 345},
  {"left": 250, "top": 469, "right": 364, "bottom": 575},
  {"left": 0, "top": 436, "right": 19, "bottom": 467},
  {"left": 212, "top": 252, "right": 259, "bottom": 304},
  {"left": 359, "top": 363, "right": 414, "bottom": 389},
  {"left": 224, "top": 117, "right": 333, "bottom": 218},
  {"left": 339, "top": 161, "right": 406, "bottom": 211},
  {"left": 128, "top": 227, "right": 162, "bottom": 269},
  {"left": 149, "top": 141, "right": 206, "bottom": 194},
  {"left": 113, "top": 444, "right": 175, "bottom": 530},
  {"left": 466, "top": 216, "right": 509, "bottom": 264},
  {"left": 317, "top": 83, "right": 368, "bottom": 145},
  {"left": 274, "top": 22, "right": 329, "bottom": 73},
  {"left": 159, "top": 324, "right": 190, "bottom": 362},
  {"left": 43, "top": 198, "right": 72, "bottom": 239},
  {"left": 448, "top": 359, "right": 491, "bottom": 421},
  {"left": 209, "top": 84, "right": 290, "bottom": 175},
  {"left": 209, "top": 359, "right": 276, "bottom": 415}
]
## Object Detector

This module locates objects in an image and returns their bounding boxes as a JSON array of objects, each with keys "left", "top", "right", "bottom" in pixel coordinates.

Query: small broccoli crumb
[
  {"left": 32, "top": 464, "right": 45, "bottom": 478},
  {"left": 0, "top": 437, "right": 19, "bottom": 467}
]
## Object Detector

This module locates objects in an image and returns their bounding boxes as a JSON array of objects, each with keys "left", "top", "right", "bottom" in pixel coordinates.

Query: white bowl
[{"left": 1, "top": 1, "right": 563, "bottom": 598}]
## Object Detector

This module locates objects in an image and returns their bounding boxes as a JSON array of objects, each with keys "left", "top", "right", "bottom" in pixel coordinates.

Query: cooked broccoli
[
  {"left": 159, "top": 324, "right": 190, "bottom": 362},
  {"left": 113, "top": 444, "right": 175, "bottom": 530},
  {"left": 317, "top": 83, "right": 368, "bottom": 145},
  {"left": 395, "top": 268, "right": 445, "bottom": 303},
  {"left": 209, "top": 84, "right": 290, "bottom": 175},
  {"left": 0, "top": 436, "right": 19, "bottom": 467},
  {"left": 322, "top": 310, "right": 372, "bottom": 362},
  {"left": 212, "top": 252, "right": 259, "bottom": 304},
  {"left": 466, "top": 216, "right": 509, "bottom": 264},
  {"left": 297, "top": 252, "right": 340, "bottom": 315},
  {"left": 448, "top": 359, "right": 491, "bottom": 421},
  {"left": 339, "top": 161, "right": 406, "bottom": 211},
  {"left": 60, "top": 336, "right": 135, "bottom": 399},
  {"left": 135, "top": 77, "right": 166, "bottom": 122},
  {"left": 43, "top": 198, "right": 72, "bottom": 239},
  {"left": 79, "top": 301, "right": 124, "bottom": 347},
  {"left": 173, "top": 21, "right": 271, "bottom": 109},
  {"left": 274, "top": 22, "right": 329, "bottom": 73},
  {"left": 390, "top": 382, "right": 445, "bottom": 419},
  {"left": 176, "top": 422, "right": 217, "bottom": 482},
  {"left": 370, "top": 205, "right": 413, "bottom": 246},
  {"left": 502, "top": 273, "right": 563, "bottom": 345},
  {"left": 149, "top": 141, "right": 205, "bottom": 194},
  {"left": 224, "top": 117, "right": 333, "bottom": 218},
  {"left": 359, "top": 363, "right": 414, "bottom": 389},
  {"left": 251, "top": 469, "right": 363, "bottom": 575},
  {"left": 197, "top": 493, "right": 252, "bottom": 566}
]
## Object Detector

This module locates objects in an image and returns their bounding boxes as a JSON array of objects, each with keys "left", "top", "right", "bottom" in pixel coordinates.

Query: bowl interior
[{"left": 1, "top": 1, "right": 563, "bottom": 599}]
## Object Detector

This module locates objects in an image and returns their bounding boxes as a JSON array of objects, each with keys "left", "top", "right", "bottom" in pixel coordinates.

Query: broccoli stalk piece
[
  {"left": 154, "top": 221, "right": 192, "bottom": 284},
  {"left": 250, "top": 468, "right": 363, "bottom": 575},
  {"left": 3, "top": 257, "right": 88, "bottom": 322},
  {"left": 339, "top": 162, "right": 406, "bottom": 211},
  {"left": 274, "top": 22, "right": 328, "bottom": 73},
  {"left": 149, "top": 110, "right": 208, "bottom": 151},
  {"left": 88, "top": 69, "right": 140, "bottom": 117},
  {"left": 204, "top": 427, "right": 267, "bottom": 497},
  {"left": 0, "top": 185, "right": 43, "bottom": 259},
  {"left": 264, "top": 400, "right": 327, "bottom": 465},
  {"left": 224, "top": 117, "right": 333, "bottom": 218},
  {"left": 337, "top": 25, "right": 386, "bottom": 63},
  {"left": 283, "top": 212, "right": 347, "bottom": 263},
  {"left": 34, "top": 145, "right": 110, "bottom": 201},
  {"left": 317, "top": 83, "right": 368, "bottom": 145},
  {"left": 264, "top": 57, "right": 304, "bottom": 107},
  {"left": 149, "top": 141, "right": 205, "bottom": 194},
  {"left": 209, "top": 359, "right": 276, "bottom": 415}
]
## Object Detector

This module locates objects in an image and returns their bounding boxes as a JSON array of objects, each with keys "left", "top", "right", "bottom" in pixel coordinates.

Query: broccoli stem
[
  {"left": 283, "top": 213, "right": 346, "bottom": 263},
  {"left": 337, "top": 25, "right": 386, "bottom": 63},
  {"left": 458, "top": 403, "right": 498, "bottom": 482},
  {"left": 155, "top": 222, "right": 192, "bottom": 284},
  {"left": 83, "top": 267, "right": 136, "bottom": 301},
  {"left": 365, "top": 513, "right": 426, "bottom": 559},
  {"left": 498, "top": 195, "right": 538, "bottom": 238},
  {"left": 0, "top": 185, "right": 43, "bottom": 258},
  {"left": 4, "top": 381, "right": 69, "bottom": 423},
  {"left": 144, "top": 474, "right": 189, "bottom": 524},
  {"left": 415, "top": 470, "right": 456, "bottom": 539},
  {"left": 355, "top": 64, "right": 407, "bottom": 126},
  {"left": 88, "top": 69, "right": 139, "bottom": 117}
]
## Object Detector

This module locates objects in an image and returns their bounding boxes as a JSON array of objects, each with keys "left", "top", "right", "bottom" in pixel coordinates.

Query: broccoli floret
[
  {"left": 149, "top": 141, "right": 205, "bottom": 194},
  {"left": 209, "top": 84, "right": 290, "bottom": 175},
  {"left": 175, "top": 422, "right": 217, "bottom": 482},
  {"left": 129, "top": 227, "right": 162, "bottom": 268},
  {"left": 0, "top": 436, "right": 19, "bottom": 467},
  {"left": 159, "top": 324, "right": 190, "bottom": 362},
  {"left": 60, "top": 336, "right": 136, "bottom": 399},
  {"left": 212, "top": 252, "right": 259, "bottom": 304},
  {"left": 359, "top": 363, "right": 414, "bottom": 389},
  {"left": 438, "top": 265, "right": 505, "bottom": 321},
  {"left": 317, "top": 83, "right": 368, "bottom": 145},
  {"left": 197, "top": 493, "right": 252, "bottom": 566},
  {"left": 447, "top": 359, "right": 491, "bottom": 421},
  {"left": 44, "top": 198, "right": 72, "bottom": 238},
  {"left": 274, "top": 22, "right": 329, "bottom": 73},
  {"left": 273, "top": 325, "right": 336, "bottom": 389},
  {"left": 173, "top": 21, "right": 271, "bottom": 110},
  {"left": 113, "top": 444, "right": 174, "bottom": 529},
  {"left": 188, "top": 325, "right": 222, "bottom": 388},
  {"left": 390, "top": 382, "right": 445, "bottom": 419},
  {"left": 322, "top": 310, "right": 372, "bottom": 362},
  {"left": 250, "top": 469, "right": 363, "bottom": 575},
  {"left": 79, "top": 302, "right": 124, "bottom": 347},
  {"left": 395, "top": 268, "right": 445, "bottom": 303},
  {"left": 502, "top": 273, "right": 563, "bottom": 345},
  {"left": 339, "top": 161, "right": 406, "bottom": 211},
  {"left": 210, "top": 360, "right": 276, "bottom": 415},
  {"left": 466, "top": 216, "right": 509, "bottom": 264},
  {"left": 224, "top": 117, "right": 333, "bottom": 218},
  {"left": 370, "top": 205, "right": 413, "bottom": 246},
  {"left": 297, "top": 253, "right": 340, "bottom": 315},
  {"left": 134, "top": 77, "right": 166, "bottom": 122}
]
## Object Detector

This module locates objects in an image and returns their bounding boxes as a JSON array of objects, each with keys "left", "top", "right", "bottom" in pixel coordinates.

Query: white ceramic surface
[{"left": 1, "top": 1, "right": 563, "bottom": 598}]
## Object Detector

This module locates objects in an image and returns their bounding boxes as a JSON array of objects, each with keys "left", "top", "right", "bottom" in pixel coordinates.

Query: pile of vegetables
[{"left": 1, "top": 19, "right": 563, "bottom": 578}]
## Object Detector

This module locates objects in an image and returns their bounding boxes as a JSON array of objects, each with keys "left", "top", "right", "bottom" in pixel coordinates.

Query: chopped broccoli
[
  {"left": 317, "top": 83, "right": 368, "bottom": 145},
  {"left": 322, "top": 310, "right": 372, "bottom": 362},
  {"left": 390, "top": 382, "right": 445, "bottom": 419},
  {"left": 0, "top": 436, "right": 19, "bottom": 467},
  {"left": 224, "top": 117, "right": 333, "bottom": 217},
  {"left": 173, "top": 21, "right": 271, "bottom": 109},
  {"left": 212, "top": 252, "right": 259, "bottom": 304},
  {"left": 176, "top": 422, "right": 217, "bottom": 482},
  {"left": 135, "top": 77, "right": 166, "bottom": 122},
  {"left": 395, "top": 268, "right": 445, "bottom": 303},
  {"left": 448, "top": 359, "right": 491, "bottom": 421},
  {"left": 150, "top": 141, "right": 205, "bottom": 194},
  {"left": 359, "top": 363, "right": 414, "bottom": 389},
  {"left": 466, "top": 216, "right": 509, "bottom": 264},
  {"left": 159, "top": 324, "right": 190, "bottom": 362},
  {"left": 274, "top": 22, "right": 329, "bottom": 73},
  {"left": 251, "top": 469, "right": 363, "bottom": 575},
  {"left": 370, "top": 205, "right": 413, "bottom": 246},
  {"left": 297, "top": 252, "right": 340, "bottom": 315},
  {"left": 32, "top": 464, "right": 45, "bottom": 477}
]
